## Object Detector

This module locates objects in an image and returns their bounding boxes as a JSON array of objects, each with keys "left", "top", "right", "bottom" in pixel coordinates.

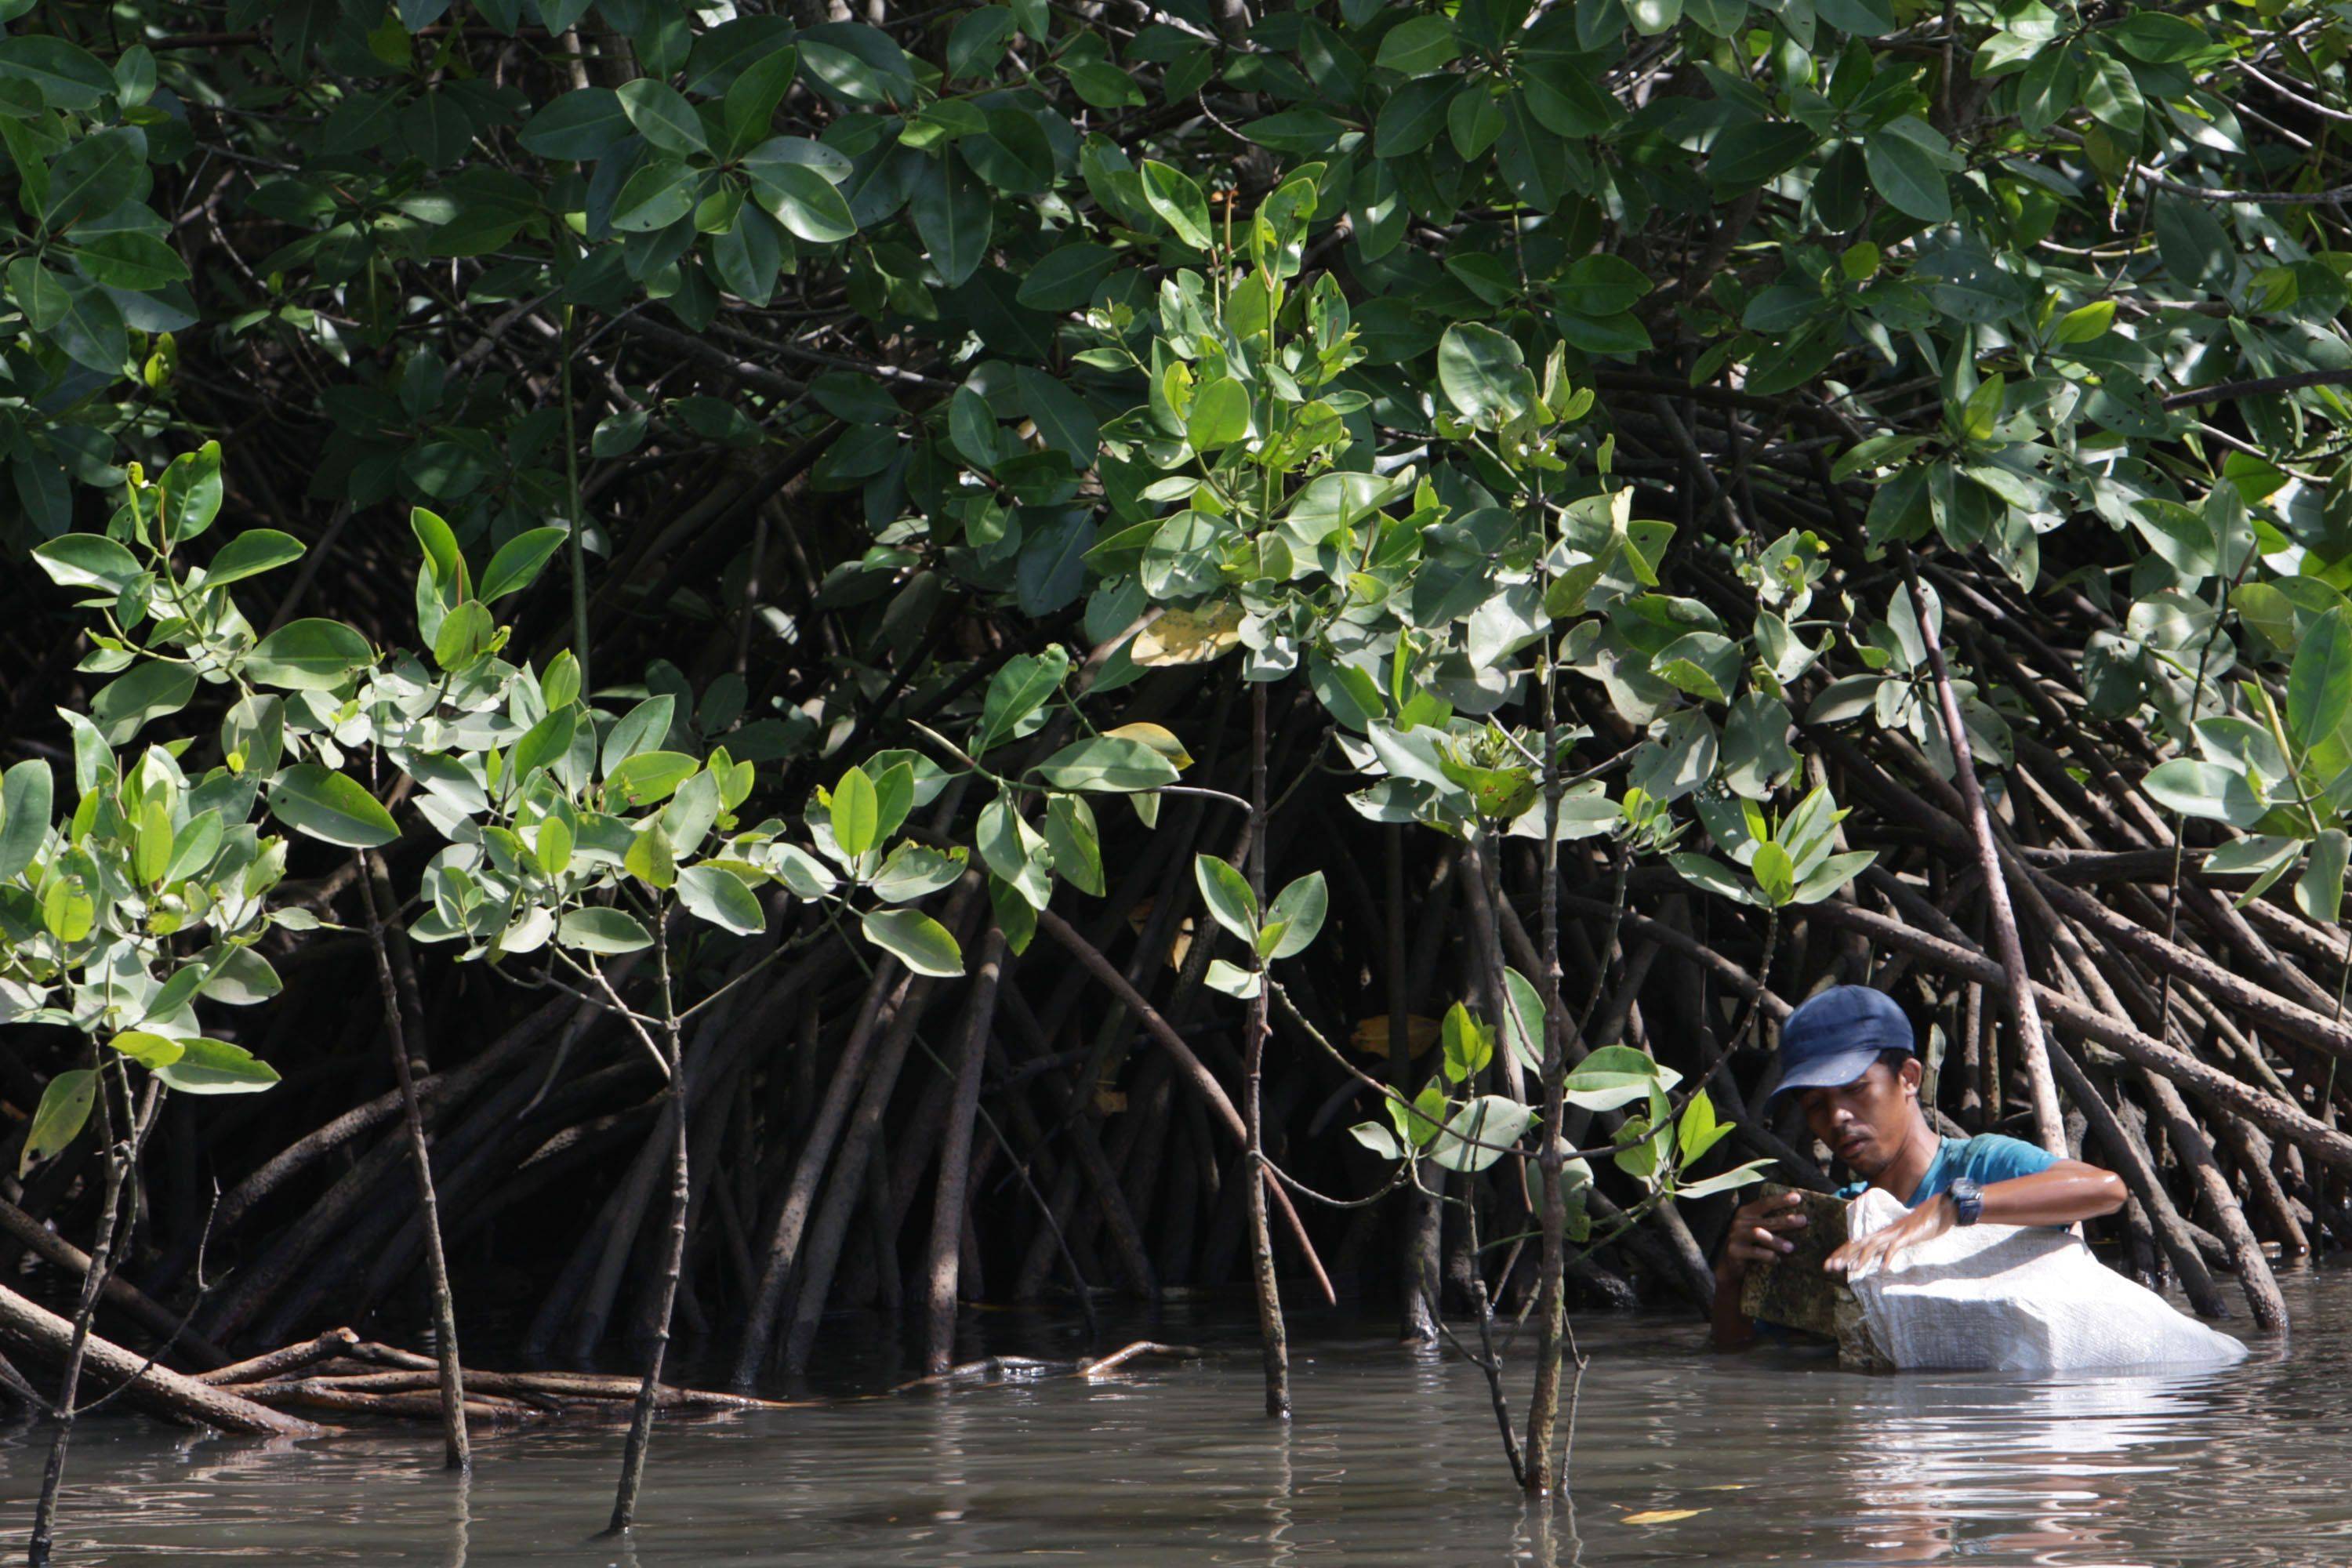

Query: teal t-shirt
[{"left": 1835, "top": 1134, "right": 2059, "bottom": 1207}]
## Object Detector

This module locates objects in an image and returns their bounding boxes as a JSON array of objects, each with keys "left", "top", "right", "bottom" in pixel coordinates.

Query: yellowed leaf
[
  {"left": 1350, "top": 1015, "right": 1440, "bottom": 1060},
  {"left": 1104, "top": 720, "right": 1194, "bottom": 771},
  {"left": 1131, "top": 601, "right": 1242, "bottom": 666},
  {"left": 1619, "top": 1509, "right": 1706, "bottom": 1526},
  {"left": 1093, "top": 1089, "right": 1128, "bottom": 1114},
  {"left": 1124, "top": 898, "right": 1194, "bottom": 970}
]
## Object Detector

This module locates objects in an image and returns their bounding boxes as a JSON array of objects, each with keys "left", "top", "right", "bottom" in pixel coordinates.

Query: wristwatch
[{"left": 1948, "top": 1176, "right": 1984, "bottom": 1226}]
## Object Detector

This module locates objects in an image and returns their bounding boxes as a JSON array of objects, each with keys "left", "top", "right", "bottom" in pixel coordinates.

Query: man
[{"left": 1711, "top": 985, "right": 2128, "bottom": 1350}]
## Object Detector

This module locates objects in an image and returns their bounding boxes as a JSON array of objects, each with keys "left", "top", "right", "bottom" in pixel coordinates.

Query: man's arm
[
  {"left": 1711, "top": 1189, "right": 1810, "bottom": 1349},
  {"left": 1826, "top": 1160, "right": 2125, "bottom": 1274}
]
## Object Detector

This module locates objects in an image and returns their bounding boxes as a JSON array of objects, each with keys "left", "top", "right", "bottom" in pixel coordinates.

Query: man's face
[{"left": 1799, "top": 1058, "right": 1920, "bottom": 1178}]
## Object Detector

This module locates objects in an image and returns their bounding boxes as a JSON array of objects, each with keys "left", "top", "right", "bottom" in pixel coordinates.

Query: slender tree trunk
[
  {"left": 1386, "top": 826, "right": 1438, "bottom": 1342},
  {"left": 1523, "top": 649, "right": 1571, "bottom": 1495},
  {"left": 926, "top": 930, "right": 1010, "bottom": 1374},
  {"left": 359, "top": 851, "right": 469, "bottom": 1472},
  {"left": 1244, "top": 679, "right": 1290, "bottom": 1418},
  {"left": 609, "top": 931, "right": 689, "bottom": 1534},
  {"left": 28, "top": 1061, "right": 127, "bottom": 1568},
  {"left": 1899, "top": 548, "right": 2067, "bottom": 1156}
]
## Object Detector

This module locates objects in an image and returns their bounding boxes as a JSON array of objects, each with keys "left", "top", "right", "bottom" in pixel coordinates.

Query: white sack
[{"left": 1843, "top": 1188, "right": 2249, "bottom": 1372}]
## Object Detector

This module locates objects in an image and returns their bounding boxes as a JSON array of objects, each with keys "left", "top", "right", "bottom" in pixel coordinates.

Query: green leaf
[
  {"left": 2110, "top": 11, "right": 2209, "bottom": 62},
  {"left": 604, "top": 750, "right": 699, "bottom": 808},
  {"left": 2288, "top": 606, "right": 2352, "bottom": 763},
  {"left": 1676, "top": 1087, "right": 1731, "bottom": 1165},
  {"left": 624, "top": 823, "right": 677, "bottom": 889},
  {"left": 1186, "top": 377, "right": 1251, "bottom": 452},
  {"left": 862, "top": 906, "right": 965, "bottom": 976},
  {"left": 1348, "top": 1120, "right": 1403, "bottom": 1160},
  {"left": 69, "top": 231, "right": 191, "bottom": 290},
  {"left": 1437, "top": 321, "right": 1530, "bottom": 423},
  {"left": 1041, "top": 793, "right": 1105, "bottom": 897},
  {"left": 44, "top": 125, "right": 143, "bottom": 230},
  {"left": 831, "top": 764, "right": 880, "bottom": 855},
  {"left": 1675, "top": 1159, "right": 1774, "bottom": 1200},
  {"left": 558, "top": 906, "right": 655, "bottom": 953},
  {"left": 1014, "top": 243, "right": 1117, "bottom": 311},
  {"left": 601, "top": 695, "right": 676, "bottom": 775},
  {"left": 33, "top": 533, "right": 144, "bottom": 593},
  {"left": 203, "top": 529, "right": 304, "bottom": 589},
  {"left": 507, "top": 708, "right": 576, "bottom": 791},
  {"left": 2299, "top": 829, "right": 2350, "bottom": 924},
  {"left": 722, "top": 45, "right": 799, "bottom": 154},
  {"left": 975, "top": 793, "right": 1051, "bottom": 909},
  {"left": 1561, "top": 1044, "right": 1677, "bottom": 1111},
  {"left": 2153, "top": 195, "right": 2236, "bottom": 296},
  {"left": 1283, "top": 471, "right": 1407, "bottom": 547},
  {"left": 108, "top": 1029, "right": 183, "bottom": 1070},
  {"left": 1375, "top": 14, "right": 1458, "bottom": 74},
  {"left": 133, "top": 798, "right": 172, "bottom": 886},
  {"left": 978, "top": 645, "right": 1069, "bottom": 754},
  {"left": 1265, "top": 871, "right": 1327, "bottom": 960},
  {"left": 479, "top": 525, "right": 569, "bottom": 601},
  {"left": 1813, "top": 0, "right": 1894, "bottom": 34},
  {"left": 198, "top": 948, "right": 281, "bottom": 1007},
  {"left": 518, "top": 87, "right": 630, "bottom": 160},
  {"left": 1034, "top": 735, "right": 1181, "bottom": 793},
  {"left": 1430, "top": 1094, "right": 1534, "bottom": 1171},
  {"left": 430, "top": 600, "right": 495, "bottom": 671},
  {"left": 1711, "top": 123, "right": 1820, "bottom": 191},
  {"left": 247, "top": 619, "right": 373, "bottom": 690},
  {"left": 1193, "top": 853, "right": 1258, "bottom": 945},
  {"left": 609, "top": 160, "right": 698, "bottom": 232},
  {"left": 269, "top": 764, "right": 400, "bottom": 848},
  {"left": 89, "top": 661, "right": 196, "bottom": 746},
  {"left": 0, "top": 759, "right": 54, "bottom": 880},
  {"left": 1791, "top": 849, "right": 1877, "bottom": 904},
  {"left": 1140, "top": 159, "right": 1214, "bottom": 250},
  {"left": 677, "top": 862, "right": 767, "bottom": 934},
  {"left": 1441, "top": 1001, "right": 1492, "bottom": 1083},
  {"left": 1376, "top": 74, "right": 1456, "bottom": 157},
  {"left": 1499, "top": 966, "right": 1546, "bottom": 1076},
  {"left": 1207, "top": 956, "right": 1261, "bottom": 998},
  {"left": 764, "top": 159, "right": 860, "bottom": 245},
  {"left": 2141, "top": 760, "right": 2265, "bottom": 829},
  {"left": 0, "top": 35, "right": 116, "bottom": 111},
  {"left": 20, "top": 1070, "right": 94, "bottom": 1175},
  {"left": 537, "top": 816, "right": 574, "bottom": 878},
  {"left": 947, "top": 5, "right": 1015, "bottom": 78},
  {"left": 2053, "top": 299, "right": 2114, "bottom": 345},
  {"left": 1862, "top": 117, "right": 1953, "bottom": 222},
  {"left": 153, "top": 1037, "right": 280, "bottom": 1094},
  {"left": 617, "top": 78, "right": 710, "bottom": 156},
  {"left": 871, "top": 841, "right": 968, "bottom": 902}
]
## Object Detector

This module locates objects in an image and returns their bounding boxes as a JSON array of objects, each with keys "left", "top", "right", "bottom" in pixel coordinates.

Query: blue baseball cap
[{"left": 1765, "top": 985, "right": 1915, "bottom": 1106}]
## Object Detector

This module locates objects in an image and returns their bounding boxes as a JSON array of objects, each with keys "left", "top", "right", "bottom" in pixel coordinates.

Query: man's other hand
[{"left": 1826, "top": 1194, "right": 1955, "bottom": 1276}]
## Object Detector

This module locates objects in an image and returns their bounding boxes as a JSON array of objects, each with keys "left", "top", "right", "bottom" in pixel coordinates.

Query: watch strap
[{"left": 1949, "top": 1176, "right": 1984, "bottom": 1225}]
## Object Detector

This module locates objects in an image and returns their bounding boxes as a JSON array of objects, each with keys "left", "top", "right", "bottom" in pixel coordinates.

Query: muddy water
[{"left": 3, "top": 1266, "right": 2346, "bottom": 1566}]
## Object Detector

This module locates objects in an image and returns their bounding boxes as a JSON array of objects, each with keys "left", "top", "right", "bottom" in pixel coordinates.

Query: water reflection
[{"left": 5, "top": 1273, "right": 2352, "bottom": 1564}]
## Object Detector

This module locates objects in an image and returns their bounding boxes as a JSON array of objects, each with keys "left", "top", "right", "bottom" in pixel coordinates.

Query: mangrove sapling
[{"left": 11, "top": 458, "right": 311, "bottom": 1559}]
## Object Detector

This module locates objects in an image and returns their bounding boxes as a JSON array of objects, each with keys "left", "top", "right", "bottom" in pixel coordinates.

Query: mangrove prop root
[{"left": 0, "top": 1283, "right": 321, "bottom": 1437}]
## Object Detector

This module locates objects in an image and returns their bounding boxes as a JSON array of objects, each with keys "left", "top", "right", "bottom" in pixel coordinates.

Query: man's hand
[
  {"left": 1718, "top": 1189, "right": 1810, "bottom": 1282},
  {"left": 1826, "top": 1194, "right": 1955, "bottom": 1276},
  {"left": 1712, "top": 1189, "right": 1813, "bottom": 1349}
]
